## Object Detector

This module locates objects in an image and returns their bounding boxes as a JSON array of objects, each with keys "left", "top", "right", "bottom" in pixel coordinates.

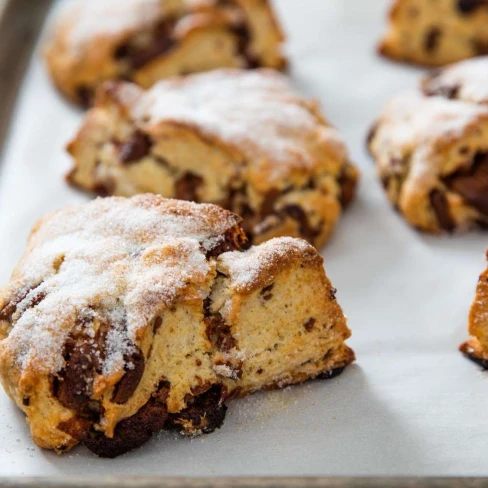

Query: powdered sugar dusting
[
  {"left": 126, "top": 69, "right": 343, "bottom": 184},
  {"left": 58, "top": 0, "right": 164, "bottom": 50},
  {"left": 57, "top": 0, "right": 226, "bottom": 51},
  {"left": 375, "top": 91, "right": 488, "bottom": 150},
  {"left": 217, "top": 237, "right": 315, "bottom": 293},
  {"left": 425, "top": 56, "right": 488, "bottom": 105},
  {"left": 0, "top": 195, "right": 239, "bottom": 376}
]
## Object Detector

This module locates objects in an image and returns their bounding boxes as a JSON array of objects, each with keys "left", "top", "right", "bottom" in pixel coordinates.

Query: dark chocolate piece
[
  {"left": 114, "top": 19, "right": 176, "bottom": 70},
  {"left": 444, "top": 152, "right": 488, "bottom": 216},
  {"left": 204, "top": 227, "right": 247, "bottom": 258},
  {"left": 424, "top": 27, "right": 441, "bottom": 52},
  {"left": 204, "top": 306, "right": 237, "bottom": 353},
  {"left": 76, "top": 86, "right": 94, "bottom": 108},
  {"left": 118, "top": 131, "right": 153, "bottom": 164},
  {"left": 304, "top": 317, "right": 316, "bottom": 332},
  {"left": 283, "top": 205, "right": 322, "bottom": 244},
  {"left": 111, "top": 349, "right": 145, "bottom": 404},
  {"left": 174, "top": 172, "right": 203, "bottom": 202},
  {"left": 338, "top": 166, "right": 357, "bottom": 207},
  {"left": 166, "top": 385, "right": 227, "bottom": 435},
  {"left": 84, "top": 382, "right": 170, "bottom": 458},
  {"left": 429, "top": 189, "right": 455, "bottom": 231},
  {"left": 457, "top": 0, "right": 488, "bottom": 14},
  {"left": 316, "top": 366, "right": 346, "bottom": 380}
]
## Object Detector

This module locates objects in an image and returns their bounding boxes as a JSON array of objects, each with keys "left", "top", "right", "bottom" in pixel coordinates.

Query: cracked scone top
[
  {"left": 368, "top": 56, "right": 488, "bottom": 233},
  {"left": 68, "top": 69, "right": 358, "bottom": 249},
  {"left": 378, "top": 0, "right": 488, "bottom": 66},
  {"left": 44, "top": 0, "right": 285, "bottom": 106},
  {"left": 0, "top": 195, "right": 354, "bottom": 457}
]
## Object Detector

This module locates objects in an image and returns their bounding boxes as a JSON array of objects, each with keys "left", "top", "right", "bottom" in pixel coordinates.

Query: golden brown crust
[
  {"left": 67, "top": 69, "right": 359, "bottom": 249},
  {"left": 378, "top": 0, "right": 488, "bottom": 67},
  {"left": 44, "top": 0, "right": 286, "bottom": 106},
  {"left": 461, "top": 250, "right": 488, "bottom": 368},
  {"left": 368, "top": 58, "right": 488, "bottom": 233},
  {"left": 0, "top": 195, "right": 354, "bottom": 457}
]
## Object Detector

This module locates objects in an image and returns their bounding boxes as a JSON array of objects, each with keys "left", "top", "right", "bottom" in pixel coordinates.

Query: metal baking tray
[{"left": 1, "top": 0, "right": 488, "bottom": 486}]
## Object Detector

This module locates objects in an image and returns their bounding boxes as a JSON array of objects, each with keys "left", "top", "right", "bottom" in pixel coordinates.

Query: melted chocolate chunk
[
  {"left": 93, "top": 181, "right": 116, "bottom": 197},
  {"left": 444, "top": 152, "right": 488, "bottom": 216},
  {"left": 205, "top": 227, "right": 247, "bottom": 258},
  {"left": 166, "top": 385, "right": 227, "bottom": 435},
  {"left": 174, "top": 172, "right": 203, "bottom": 202},
  {"left": 304, "top": 318, "right": 316, "bottom": 332},
  {"left": 153, "top": 316, "right": 163, "bottom": 335},
  {"left": 260, "top": 283, "right": 274, "bottom": 301},
  {"left": 230, "top": 22, "right": 261, "bottom": 69},
  {"left": 204, "top": 309, "right": 237, "bottom": 352},
  {"left": 54, "top": 321, "right": 110, "bottom": 417},
  {"left": 338, "top": 167, "right": 356, "bottom": 207},
  {"left": 111, "top": 349, "right": 145, "bottom": 404},
  {"left": 54, "top": 336, "right": 100, "bottom": 414},
  {"left": 114, "top": 19, "right": 176, "bottom": 70},
  {"left": 423, "top": 78, "right": 460, "bottom": 100},
  {"left": 260, "top": 189, "right": 281, "bottom": 217},
  {"left": 223, "top": 187, "right": 257, "bottom": 240},
  {"left": 0, "top": 285, "right": 47, "bottom": 323},
  {"left": 118, "top": 131, "right": 153, "bottom": 164},
  {"left": 473, "top": 38, "right": 488, "bottom": 55},
  {"left": 84, "top": 382, "right": 170, "bottom": 458},
  {"left": 76, "top": 86, "right": 94, "bottom": 108},
  {"left": 457, "top": 0, "right": 488, "bottom": 14},
  {"left": 317, "top": 367, "right": 346, "bottom": 380},
  {"left": 429, "top": 189, "right": 455, "bottom": 232},
  {"left": 58, "top": 416, "right": 92, "bottom": 442},
  {"left": 283, "top": 205, "right": 322, "bottom": 244},
  {"left": 424, "top": 27, "right": 442, "bottom": 52},
  {"left": 0, "top": 287, "right": 34, "bottom": 322}
]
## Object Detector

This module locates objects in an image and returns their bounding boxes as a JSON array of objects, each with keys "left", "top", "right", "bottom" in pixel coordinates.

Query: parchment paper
[{"left": 1, "top": 0, "right": 487, "bottom": 477}]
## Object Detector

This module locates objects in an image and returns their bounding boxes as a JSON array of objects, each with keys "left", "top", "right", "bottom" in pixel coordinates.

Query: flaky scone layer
[
  {"left": 0, "top": 195, "right": 353, "bottom": 457},
  {"left": 368, "top": 57, "right": 488, "bottom": 233},
  {"left": 44, "top": 0, "right": 285, "bottom": 106},
  {"left": 378, "top": 0, "right": 488, "bottom": 67},
  {"left": 67, "top": 69, "right": 358, "bottom": 249}
]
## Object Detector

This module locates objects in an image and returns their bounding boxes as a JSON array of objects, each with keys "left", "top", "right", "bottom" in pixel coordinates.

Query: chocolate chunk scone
[
  {"left": 0, "top": 195, "right": 354, "bottom": 457},
  {"left": 378, "top": 0, "right": 488, "bottom": 66},
  {"left": 44, "top": 0, "right": 285, "bottom": 107},
  {"left": 368, "top": 57, "right": 488, "bottom": 233},
  {"left": 460, "top": 250, "right": 488, "bottom": 369},
  {"left": 67, "top": 69, "right": 358, "bottom": 249}
]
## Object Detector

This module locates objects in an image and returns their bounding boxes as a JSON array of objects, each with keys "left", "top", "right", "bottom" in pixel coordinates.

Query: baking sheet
[{"left": 1, "top": 0, "right": 488, "bottom": 478}]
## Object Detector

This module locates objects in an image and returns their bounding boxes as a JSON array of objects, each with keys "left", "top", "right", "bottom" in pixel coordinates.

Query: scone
[
  {"left": 378, "top": 0, "right": 488, "bottom": 66},
  {"left": 368, "top": 57, "right": 488, "bottom": 233},
  {"left": 44, "top": 0, "right": 286, "bottom": 107},
  {"left": 0, "top": 195, "right": 354, "bottom": 458},
  {"left": 67, "top": 69, "right": 359, "bottom": 249},
  {"left": 461, "top": 249, "right": 488, "bottom": 369}
]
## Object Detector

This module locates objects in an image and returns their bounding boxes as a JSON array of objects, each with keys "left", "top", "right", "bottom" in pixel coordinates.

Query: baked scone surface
[
  {"left": 44, "top": 0, "right": 285, "bottom": 106},
  {"left": 461, "top": 249, "right": 488, "bottom": 369},
  {"left": 368, "top": 57, "right": 488, "bottom": 233},
  {"left": 0, "top": 195, "right": 354, "bottom": 457},
  {"left": 67, "top": 69, "right": 358, "bottom": 249},
  {"left": 379, "top": 0, "right": 488, "bottom": 66}
]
